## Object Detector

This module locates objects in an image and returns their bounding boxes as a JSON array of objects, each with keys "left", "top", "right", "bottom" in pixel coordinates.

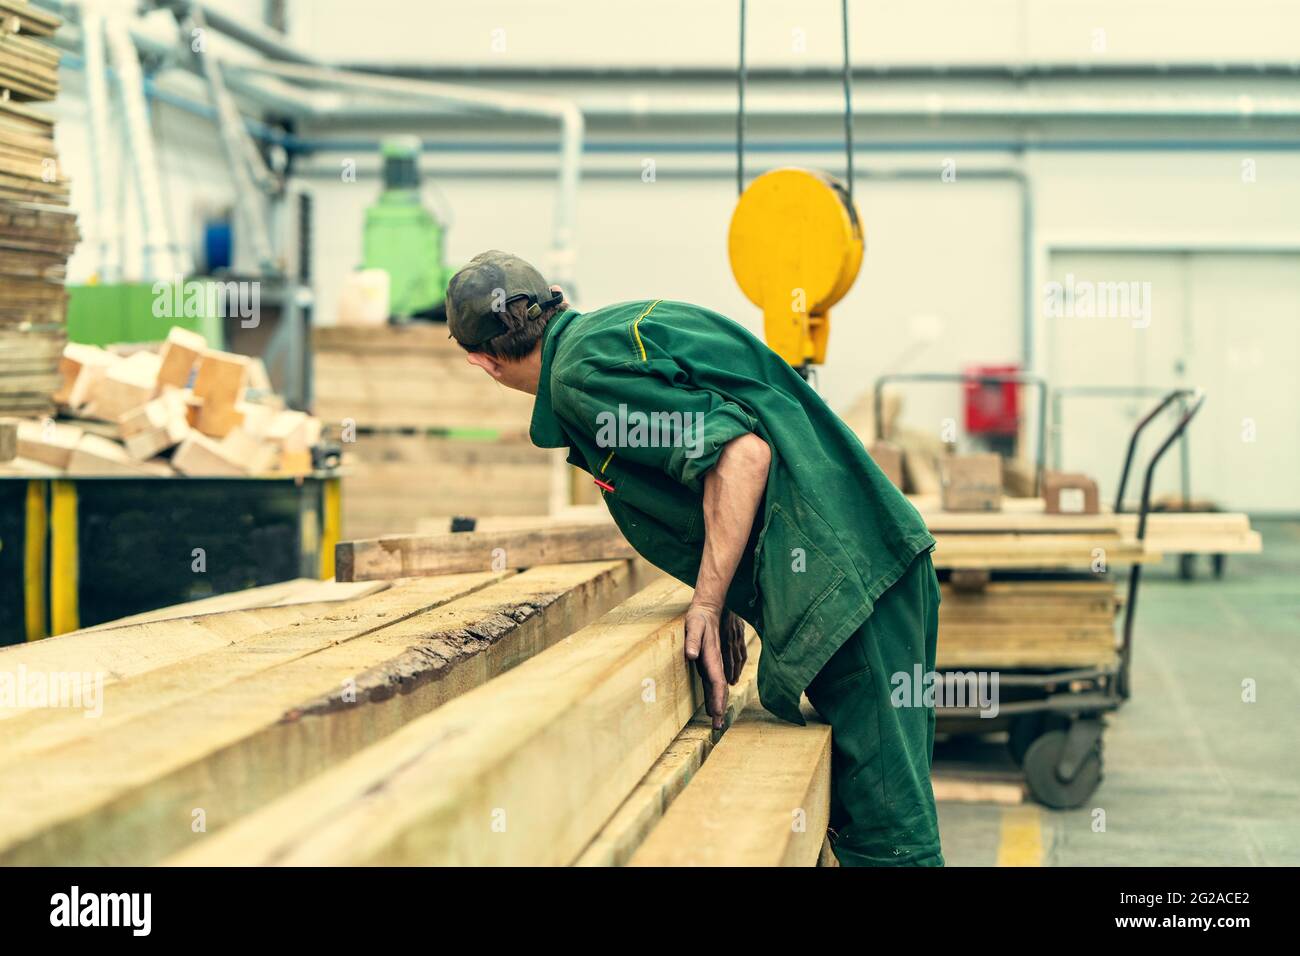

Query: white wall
[
  {"left": 47, "top": 1, "right": 1300, "bottom": 510},
  {"left": 290, "top": 0, "right": 1300, "bottom": 67}
]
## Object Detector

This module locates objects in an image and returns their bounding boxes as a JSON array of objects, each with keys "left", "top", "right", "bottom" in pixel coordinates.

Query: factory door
[{"left": 1045, "top": 251, "right": 1300, "bottom": 514}]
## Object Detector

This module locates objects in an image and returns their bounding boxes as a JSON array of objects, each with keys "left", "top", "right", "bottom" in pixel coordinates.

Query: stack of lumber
[
  {"left": 313, "top": 324, "right": 534, "bottom": 430},
  {"left": 936, "top": 579, "right": 1119, "bottom": 668},
  {"left": 0, "top": 2, "right": 78, "bottom": 419},
  {"left": 912, "top": 494, "right": 1261, "bottom": 564},
  {"left": 0, "top": 1, "right": 57, "bottom": 101},
  {"left": 0, "top": 524, "right": 832, "bottom": 866},
  {"left": 312, "top": 324, "right": 567, "bottom": 538},
  {"left": 0, "top": 326, "right": 326, "bottom": 477}
]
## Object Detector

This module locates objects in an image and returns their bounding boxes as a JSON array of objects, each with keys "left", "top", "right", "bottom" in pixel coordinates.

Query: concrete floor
[{"left": 936, "top": 517, "right": 1300, "bottom": 866}]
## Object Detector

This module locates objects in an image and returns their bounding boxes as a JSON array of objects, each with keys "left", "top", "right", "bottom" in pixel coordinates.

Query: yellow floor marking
[{"left": 995, "top": 804, "right": 1044, "bottom": 866}]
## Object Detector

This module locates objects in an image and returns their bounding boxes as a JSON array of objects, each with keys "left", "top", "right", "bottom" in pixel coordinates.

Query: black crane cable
[
  {"left": 841, "top": 0, "right": 855, "bottom": 201},
  {"left": 737, "top": 0, "right": 747, "bottom": 196},
  {"left": 737, "top": 0, "right": 855, "bottom": 199}
]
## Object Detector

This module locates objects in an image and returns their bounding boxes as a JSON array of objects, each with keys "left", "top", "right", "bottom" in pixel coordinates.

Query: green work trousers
[{"left": 805, "top": 548, "right": 943, "bottom": 867}]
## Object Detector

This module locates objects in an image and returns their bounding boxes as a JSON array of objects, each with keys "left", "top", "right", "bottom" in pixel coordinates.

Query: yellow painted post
[
  {"left": 319, "top": 476, "right": 341, "bottom": 581},
  {"left": 23, "top": 480, "right": 48, "bottom": 642},
  {"left": 49, "top": 480, "right": 79, "bottom": 636}
]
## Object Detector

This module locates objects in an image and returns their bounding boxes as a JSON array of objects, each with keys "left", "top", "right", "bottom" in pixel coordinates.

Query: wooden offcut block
[
  {"left": 939, "top": 454, "right": 1003, "bottom": 512},
  {"left": 119, "top": 392, "right": 190, "bottom": 460},
  {"left": 219, "top": 427, "right": 277, "bottom": 475},
  {"left": 265, "top": 409, "right": 309, "bottom": 450},
  {"left": 276, "top": 449, "right": 313, "bottom": 475},
  {"left": 196, "top": 400, "right": 244, "bottom": 439},
  {"left": 86, "top": 351, "right": 161, "bottom": 422},
  {"left": 1043, "top": 471, "right": 1101, "bottom": 515},
  {"left": 192, "top": 349, "right": 248, "bottom": 406},
  {"left": 0, "top": 418, "right": 16, "bottom": 463},
  {"left": 192, "top": 350, "right": 249, "bottom": 437},
  {"left": 16, "top": 419, "right": 81, "bottom": 469},
  {"left": 172, "top": 432, "right": 246, "bottom": 477},
  {"left": 67, "top": 434, "right": 171, "bottom": 476},
  {"left": 235, "top": 401, "right": 274, "bottom": 440},
  {"left": 156, "top": 327, "right": 207, "bottom": 390},
  {"left": 869, "top": 440, "right": 904, "bottom": 489},
  {"left": 54, "top": 344, "right": 115, "bottom": 409}
]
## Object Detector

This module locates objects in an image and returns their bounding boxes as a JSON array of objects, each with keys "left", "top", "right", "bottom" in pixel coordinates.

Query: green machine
[{"left": 363, "top": 136, "right": 452, "bottom": 321}]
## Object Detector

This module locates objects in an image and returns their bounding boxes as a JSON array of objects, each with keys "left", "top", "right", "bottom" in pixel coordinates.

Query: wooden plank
[
  {"left": 0, "top": 0, "right": 61, "bottom": 37},
  {"left": 0, "top": 572, "right": 497, "bottom": 727},
  {"left": 164, "top": 576, "right": 700, "bottom": 866},
  {"left": 337, "top": 522, "right": 636, "bottom": 582},
  {"left": 0, "top": 561, "right": 641, "bottom": 865},
  {"left": 312, "top": 325, "right": 535, "bottom": 430},
  {"left": 935, "top": 578, "right": 1118, "bottom": 668},
  {"left": 72, "top": 578, "right": 389, "bottom": 633},
  {"left": 573, "top": 633, "right": 761, "bottom": 867},
  {"left": 914, "top": 495, "right": 1260, "bottom": 555},
  {"left": 0, "top": 604, "right": 327, "bottom": 722},
  {"left": 337, "top": 433, "right": 559, "bottom": 539},
  {"left": 628, "top": 701, "right": 832, "bottom": 867},
  {"left": 932, "top": 531, "right": 1158, "bottom": 569}
]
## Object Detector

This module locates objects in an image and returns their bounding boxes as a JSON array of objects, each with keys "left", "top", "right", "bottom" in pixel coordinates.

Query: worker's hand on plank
[
  {"left": 685, "top": 603, "right": 729, "bottom": 730},
  {"left": 720, "top": 609, "right": 748, "bottom": 684}
]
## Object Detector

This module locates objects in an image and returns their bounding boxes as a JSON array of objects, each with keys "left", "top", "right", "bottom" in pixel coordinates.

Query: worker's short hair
[{"left": 461, "top": 297, "right": 567, "bottom": 360}]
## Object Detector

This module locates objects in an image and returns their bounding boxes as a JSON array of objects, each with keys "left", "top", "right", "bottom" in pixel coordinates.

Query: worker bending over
[{"left": 447, "top": 250, "right": 942, "bottom": 867}]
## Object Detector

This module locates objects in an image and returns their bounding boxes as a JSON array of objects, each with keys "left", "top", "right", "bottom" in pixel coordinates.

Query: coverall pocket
[{"left": 754, "top": 503, "right": 845, "bottom": 663}]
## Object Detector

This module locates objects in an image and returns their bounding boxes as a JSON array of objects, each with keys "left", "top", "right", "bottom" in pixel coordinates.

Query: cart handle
[
  {"left": 1116, "top": 387, "right": 1206, "bottom": 701},
  {"left": 872, "top": 371, "right": 1049, "bottom": 496},
  {"left": 1114, "top": 388, "right": 1205, "bottom": 523}
]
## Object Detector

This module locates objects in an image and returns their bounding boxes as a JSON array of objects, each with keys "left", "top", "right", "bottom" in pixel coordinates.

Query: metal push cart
[{"left": 871, "top": 373, "right": 1205, "bottom": 806}]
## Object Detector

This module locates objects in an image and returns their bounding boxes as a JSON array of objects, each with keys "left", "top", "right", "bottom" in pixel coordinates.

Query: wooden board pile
[
  {"left": 312, "top": 324, "right": 569, "bottom": 538},
  {"left": 937, "top": 579, "right": 1119, "bottom": 669},
  {"left": 1, "top": 326, "right": 325, "bottom": 477},
  {"left": 0, "top": 1, "right": 79, "bottom": 419},
  {"left": 913, "top": 494, "right": 1261, "bottom": 563},
  {"left": 914, "top": 495, "right": 1260, "bottom": 673},
  {"left": 0, "top": 524, "right": 833, "bottom": 866}
]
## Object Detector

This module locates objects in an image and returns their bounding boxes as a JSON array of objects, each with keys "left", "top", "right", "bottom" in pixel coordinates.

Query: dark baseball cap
[{"left": 446, "top": 250, "right": 562, "bottom": 348}]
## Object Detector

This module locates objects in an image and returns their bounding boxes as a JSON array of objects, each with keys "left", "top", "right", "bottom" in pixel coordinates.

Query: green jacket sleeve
[{"left": 555, "top": 359, "right": 758, "bottom": 493}]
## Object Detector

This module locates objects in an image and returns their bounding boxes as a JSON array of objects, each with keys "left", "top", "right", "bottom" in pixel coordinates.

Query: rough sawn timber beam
[
  {"left": 0, "top": 561, "right": 640, "bottom": 865},
  {"left": 335, "top": 522, "right": 636, "bottom": 582},
  {"left": 572, "top": 633, "right": 761, "bottom": 867},
  {"left": 628, "top": 701, "right": 832, "bottom": 867},
  {"left": 165, "top": 576, "right": 701, "bottom": 866}
]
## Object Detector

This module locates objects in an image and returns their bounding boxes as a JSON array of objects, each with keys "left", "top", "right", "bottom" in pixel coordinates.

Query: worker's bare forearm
[{"left": 692, "top": 433, "right": 771, "bottom": 613}]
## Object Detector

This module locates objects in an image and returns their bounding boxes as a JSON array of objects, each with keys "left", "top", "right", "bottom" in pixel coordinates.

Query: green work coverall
[{"left": 528, "top": 299, "right": 943, "bottom": 866}]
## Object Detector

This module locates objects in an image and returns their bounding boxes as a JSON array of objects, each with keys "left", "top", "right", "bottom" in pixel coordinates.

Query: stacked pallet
[
  {"left": 0, "top": 1, "right": 78, "bottom": 419},
  {"left": 0, "top": 525, "right": 832, "bottom": 866},
  {"left": 1, "top": 326, "right": 326, "bottom": 477},
  {"left": 312, "top": 324, "right": 566, "bottom": 538}
]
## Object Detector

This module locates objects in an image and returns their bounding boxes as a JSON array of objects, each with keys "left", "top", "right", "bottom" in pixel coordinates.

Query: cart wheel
[
  {"left": 1007, "top": 714, "right": 1067, "bottom": 766},
  {"left": 1022, "top": 729, "right": 1102, "bottom": 809},
  {"left": 1178, "top": 554, "right": 1196, "bottom": 580}
]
